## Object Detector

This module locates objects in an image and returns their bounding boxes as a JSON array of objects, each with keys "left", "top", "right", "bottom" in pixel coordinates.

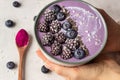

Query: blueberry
[
  {"left": 13, "top": 1, "right": 21, "bottom": 7},
  {"left": 41, "top": 65, "right": 50, "bottom": 74},
  {"left": 6, "top": 61, "right": 16, "bottom": 69},
  {"left": 5, "top": 20, "right": 15, "bottom": 27},
  {"left": 62, "top": 21, "right": 72, "bottom": 30},
  {"left": 52, "top": 4, "right": 61, "bottom": 13},
  {"left": 66, "top": 29, "right": 78, "bottom": 39},
  {"left": 74, "top": 48, "right": 86, "bottom": 59},
  {"left": 57, "top": 12, "right": 66, "bottom": 21}
]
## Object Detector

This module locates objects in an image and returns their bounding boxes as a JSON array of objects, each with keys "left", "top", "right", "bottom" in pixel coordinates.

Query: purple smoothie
[{"left": 35, "top": 0, "right": 107, "bottom": 64}]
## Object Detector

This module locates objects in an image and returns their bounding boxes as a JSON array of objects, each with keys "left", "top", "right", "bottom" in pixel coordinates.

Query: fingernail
[{"left": 45, "top": 64, "right": 54, "bottom": 71}]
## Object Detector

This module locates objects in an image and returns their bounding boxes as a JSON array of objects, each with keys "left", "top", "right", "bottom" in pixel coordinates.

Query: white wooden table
[{"left": 0, "top": 0, "right": 120, "bottom": 80}]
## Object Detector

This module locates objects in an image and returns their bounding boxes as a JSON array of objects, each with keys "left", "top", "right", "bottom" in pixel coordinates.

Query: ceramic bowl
[{"left": 34, "top": 0, "right": 107, "bottom": 67}]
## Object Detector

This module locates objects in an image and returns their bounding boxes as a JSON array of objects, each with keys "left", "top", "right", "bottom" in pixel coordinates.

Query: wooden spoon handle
[{"left": 18, "top": 56, "right": 23, "bottom": 80}]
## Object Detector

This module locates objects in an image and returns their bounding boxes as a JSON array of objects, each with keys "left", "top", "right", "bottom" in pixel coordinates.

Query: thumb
[{"left": 36, "top": 49, "right": 74, "bottom": 77}]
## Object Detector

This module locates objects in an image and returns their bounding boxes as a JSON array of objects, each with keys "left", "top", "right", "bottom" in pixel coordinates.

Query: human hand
[
  {"left": 36, "top": 9, "right": 120, "bottom": 80},
  {"left": 99, "top": 9, "right": 120, "bottom": 53},
  {"left": 37, "top": 50, "right": 120, "bottom": 80}
]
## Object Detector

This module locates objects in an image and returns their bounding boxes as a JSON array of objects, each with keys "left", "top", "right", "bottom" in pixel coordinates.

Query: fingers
[
  {"left": 36, "top": 49, "right": 73, "bottom": 77},
  {"left": 36, "top": 49, "right": 107, "bottom": 80},
  {"left": 97, "top": 9, "right": 111, "bottom": 21},
  {"left": 66, "top": 78, "right": 70, "bottom": 80},
  {"left": 97, "top": 8, "right": 117, "bottom": 26},
  {"left": 45, "top": 61, "right": 71, "bottom": 77},
  {"left": 97, "top": 8, "right": 120, "bottom": 53}
]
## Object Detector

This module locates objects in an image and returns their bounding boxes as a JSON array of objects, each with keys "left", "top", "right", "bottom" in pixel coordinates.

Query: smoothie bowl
[{"left": 34, "top": 0, "right": 107, "bottom": 66}]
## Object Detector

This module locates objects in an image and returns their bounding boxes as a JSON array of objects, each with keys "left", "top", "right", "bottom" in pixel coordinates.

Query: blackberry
[
  {"left": 55, "top": 32, "right": 66, "bottom": 43},
  {"left": 50, "top": 20, "right": 61, "bottom": 34},
  {"left": 37, "top": 22, "right": 49, "bottom": 32},
  {"left": 51, "top": 41, "right": 62, "bottom": 56},
  {"left": 42, "top": 32, "right": 54, "bottom": 46},
  {"left": 65, "top": 38, "right": 80, "bottom": 51},
  {"left": 44, "top": 10, "right": 56, "bottom": 22},
  {"left": 61, "top": 46, "right": 73, "bottom": 60}
]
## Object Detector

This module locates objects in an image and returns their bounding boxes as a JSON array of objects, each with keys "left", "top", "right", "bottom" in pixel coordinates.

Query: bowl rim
[{"left": 34, "top": 0, "right": 108, "bottom": 66}]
